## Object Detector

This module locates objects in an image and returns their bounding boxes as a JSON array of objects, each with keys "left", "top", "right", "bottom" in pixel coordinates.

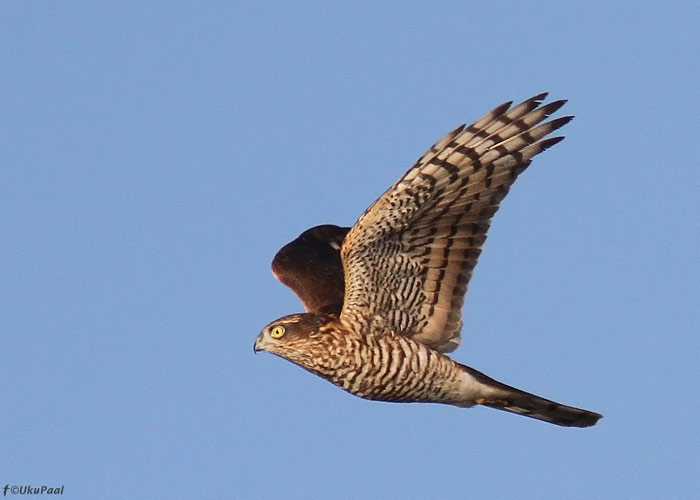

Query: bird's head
[{"left": 254, "top": 313, "right": 338, "bottom": 366}]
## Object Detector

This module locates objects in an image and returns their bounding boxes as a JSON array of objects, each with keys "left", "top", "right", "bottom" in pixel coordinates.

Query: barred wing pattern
[{"left": 340, "top": 93, "right": 572, "bottom": 353}]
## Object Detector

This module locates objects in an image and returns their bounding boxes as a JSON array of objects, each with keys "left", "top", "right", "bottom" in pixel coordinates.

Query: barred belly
[{"left": 324, "top": 333, "right": 468, "bottom": 406}]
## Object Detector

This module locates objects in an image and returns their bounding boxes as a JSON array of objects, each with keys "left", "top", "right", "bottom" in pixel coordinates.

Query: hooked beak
[{"left": 253, "top": 334, "right": 264, "bottom": 353}]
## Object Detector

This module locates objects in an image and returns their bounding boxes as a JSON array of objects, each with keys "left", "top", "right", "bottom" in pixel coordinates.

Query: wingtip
[
  {"left": 538, "top": 136, "right": 566, "bottom": 151},
  {"left": 541, "top": 99, "right": 568, "bottom": 116},
  {"left": 547, "top": 115, "right": 575, "bottom": 133},
  {"left": 492, "top": 100, "right": 513, "bottom": 117},
  {"left": 528, "top": 91, "right": 549, "bottom": 103}
]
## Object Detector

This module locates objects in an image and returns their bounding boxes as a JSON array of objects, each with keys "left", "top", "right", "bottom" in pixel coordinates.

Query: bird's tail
[{"left": 459, "top": 363, "right": 602, "bottom": 428}]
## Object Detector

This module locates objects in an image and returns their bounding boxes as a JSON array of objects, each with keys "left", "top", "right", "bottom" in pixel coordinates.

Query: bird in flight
[{"left": 255, "top": 93, "right": 602, "bottom": 427}]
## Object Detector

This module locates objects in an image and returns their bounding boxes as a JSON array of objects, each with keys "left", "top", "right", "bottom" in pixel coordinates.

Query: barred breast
[
  {"left": 312, "top": 330, "right": 479, "bottom": 406},
  {"left": 306, "top": 329, "right": 602, "bottom": 426}
]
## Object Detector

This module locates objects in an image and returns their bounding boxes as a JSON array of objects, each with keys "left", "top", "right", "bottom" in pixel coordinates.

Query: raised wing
[
  {"left": 272, "top": 224, "right": 350, "bottom": 313},
  {"left": 340, "top": 93, "right": 571, "bottom": 353}
]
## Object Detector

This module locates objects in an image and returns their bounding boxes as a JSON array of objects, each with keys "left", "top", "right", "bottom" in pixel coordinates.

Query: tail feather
[{"left": 461, "top": 364, "right": 602, "bottom": 428}]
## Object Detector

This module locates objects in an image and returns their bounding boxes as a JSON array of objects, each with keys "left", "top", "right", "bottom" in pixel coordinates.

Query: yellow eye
[{"left": 270, "top": 325, "right": 286, "bottom": 339}]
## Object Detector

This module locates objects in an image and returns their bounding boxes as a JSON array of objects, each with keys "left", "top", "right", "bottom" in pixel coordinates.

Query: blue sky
[{"left": 2, "top": 2, "right": 699, "bottom": 499}]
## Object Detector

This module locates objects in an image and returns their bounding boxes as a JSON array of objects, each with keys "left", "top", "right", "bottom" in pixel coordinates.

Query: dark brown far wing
[{"left": 271, "top": 224, "right": 351, "bottom": 313}]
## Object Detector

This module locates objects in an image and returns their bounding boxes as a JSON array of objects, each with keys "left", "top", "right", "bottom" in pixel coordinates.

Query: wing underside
[{"left": 339, "top": 93, "right": 572, "bottom": 352}]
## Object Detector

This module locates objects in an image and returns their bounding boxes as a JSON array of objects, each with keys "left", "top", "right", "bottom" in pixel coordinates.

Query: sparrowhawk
[{"left": 255, "top": 93, "right": 602, "bottom": 427}]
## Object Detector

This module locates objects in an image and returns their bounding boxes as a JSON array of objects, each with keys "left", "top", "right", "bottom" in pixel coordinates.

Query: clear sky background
[{"left": 2, "top": 2, "right": 699, "bottom": 499}]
